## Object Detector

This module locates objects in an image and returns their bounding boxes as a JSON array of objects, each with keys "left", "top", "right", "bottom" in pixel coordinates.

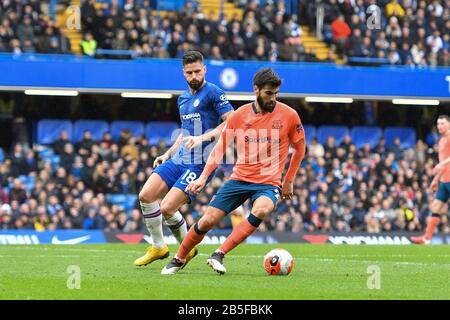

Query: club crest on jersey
[
  {"left": 193, "top": 99, "right": 200, "bottom": 107},
  {"left": 272, "top": 120, "right": 283, "bottom": 129},
  {"left": 296, "top": 123, "right": 303, "bottom": 133}
]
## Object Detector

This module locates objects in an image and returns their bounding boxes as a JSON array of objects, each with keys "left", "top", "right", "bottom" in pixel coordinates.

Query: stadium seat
[
  {"left": 156, "top": 0, "right": 185, "bottom": 10},
  {"left": 303, "top": 125, "right": 316, "bottom": 145},
  {"left": 124, "top": 194, "right": 138, "bottom": 212},
  {"left": 0, "top": 147, "right": 4, "bottom": 163},
  {"left": 384, "top": 127, "right": 416, "bottom": 149},
  {"left": 145, "top": 121, "right": 180, "bottom": 146},
  {"left": 351, "top": 126, "right": 383, "bottom": 149},
  {"left": 110, "top": 121, "right": 145, "bottom": 141},
  {"left": 107, "top": 194, "right": 127, "bottom": 207},
  {"left": 37, "top": 119, "right": 73, "bottom": 145},
  {"left": 73, "top": 120, "right": 109, "bottom": 142},
  {"left": 317, "top": 125, "right": 350, "bottom": 145}
]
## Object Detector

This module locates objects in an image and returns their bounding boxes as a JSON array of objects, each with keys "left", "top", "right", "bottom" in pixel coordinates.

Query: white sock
[
  {"left": 164, "top": 211, "right": 187, "bottom": 243},
  {"left": 140, "top": 201, "right": 165, "bottom": 249}
]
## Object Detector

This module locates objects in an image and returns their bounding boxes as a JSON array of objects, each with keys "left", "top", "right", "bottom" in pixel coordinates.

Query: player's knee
[
  {"left": 430, "top": 200, "right": 444, "bottom": 213},
  {"left": 251, "top": 207, "right": 271, "bottom": 219},
  {"left": 159, "top": 201, "right": 176, "bottom": 218},
  {"left": 139, "top": 190, "right": 157, "bottom": 204},
  {"left": 198, "top": 215, "right": 215, "bottom": 231}
]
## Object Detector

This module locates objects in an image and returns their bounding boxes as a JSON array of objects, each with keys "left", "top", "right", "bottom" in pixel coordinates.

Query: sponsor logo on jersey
[{"left": 181, "top": 113, "right": 201, "bottom": 121}]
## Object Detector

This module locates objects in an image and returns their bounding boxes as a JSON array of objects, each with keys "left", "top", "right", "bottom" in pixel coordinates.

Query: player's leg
[
  {"left": 207, "top": 184, "right": 279, "bottom": 274},
  {"left": 134, "top": 161, "right": 179, "bottom": 266},
  {"left": 162, "top": 165, "right": 208, "bottom": 243},
  {"left": 207, "top": 196, "right": 275, "bottom": 274},
  {"left": 161, "top": 180, "right": 249, "bottom": 274},
  {"left": 159, "top": 187, "right": 199, "bottom": 265},
  {"left": 160, "top": 187, "right": 190, "bottom": 243},
  {"left": 160, "top": 206, "right": 226, "bottom": 274},
  {"left": 411, "top": 196, "right": 447, "bottom": 244}
]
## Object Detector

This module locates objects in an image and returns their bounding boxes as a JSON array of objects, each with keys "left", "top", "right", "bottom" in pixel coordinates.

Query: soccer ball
[{"left": 263, "top": 248, "right": 294, "bottom": 275}]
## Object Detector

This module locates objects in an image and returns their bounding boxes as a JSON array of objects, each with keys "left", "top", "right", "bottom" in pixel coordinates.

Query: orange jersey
[
  {"left": 223, "top": 101, "right": 305, "bottom": 186},
  {"left": 438, "top": 133, "right": 450, "bottom": 183}
]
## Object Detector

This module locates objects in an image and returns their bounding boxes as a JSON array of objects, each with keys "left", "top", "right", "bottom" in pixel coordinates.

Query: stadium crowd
[
  {"left": 1, "top": 0, "right": 448, "bottom": 66},
  {"left": 306, "top": 0, "right": 450, "bottom": 66},
  {"left": 0, "top": 128, "right": 448, "bottom": 235}
]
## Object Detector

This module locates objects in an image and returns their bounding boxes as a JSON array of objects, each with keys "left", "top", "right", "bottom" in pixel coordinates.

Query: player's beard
[
  {"left": 257, "top": 95, "right": 275, "bottom": 112},
  {"left": 187, "top": 77, "right": 204, "bottom": 91}
]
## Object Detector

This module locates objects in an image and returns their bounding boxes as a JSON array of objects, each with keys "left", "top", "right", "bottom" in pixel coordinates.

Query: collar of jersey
[{"left": 252, "top": 101, "right": 276, "bottom": 115}]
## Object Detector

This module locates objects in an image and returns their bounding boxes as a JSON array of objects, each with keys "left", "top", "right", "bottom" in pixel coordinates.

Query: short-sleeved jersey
[
  {"left": 224, "top": 101, "right": 305, "bottom": 186},
  {"left": 438, "top": 133, "right": 450, "bottom": 183},
  {"left": 172, "top": 81, "right": 234, "bottom": 166}
]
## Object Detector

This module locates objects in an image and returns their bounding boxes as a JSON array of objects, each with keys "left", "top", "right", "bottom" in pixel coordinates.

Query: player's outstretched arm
[
  {"left": 153, "top": 133, "right": 183, "bottom": 168},
  {"left": 187, "top": 125, "right": 232, "bottom": 195},
  {"left": 184, "top": 110, "right": 234, "bottom": 150},
  {"left": 281, "top": 138, "right": 306, "bottom": 200}
]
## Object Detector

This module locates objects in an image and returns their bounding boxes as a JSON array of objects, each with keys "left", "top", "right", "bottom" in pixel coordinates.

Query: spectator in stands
[
  {"left": 331, "top": 14, "right": 351, "bottom": 54},
  {"left": 309, "top": 137, "right": 325, "bottom": 158},
  {"left": 60, "top": 143, "right": 76, "bottom": 173},
  {"left": 53, "top": 130, "right": 70, "bottom": 155},
  {"left": 386, "top": 0, "right": 405, "bottom": 18},
  {"left": 80, "top": 31, "right": 97, "bottom": 56}
]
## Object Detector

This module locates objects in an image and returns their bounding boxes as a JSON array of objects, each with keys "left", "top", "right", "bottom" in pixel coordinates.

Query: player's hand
[
  {"left": 281, "top": 181, "right": 294, "bottom": 200},
  {"left": 153, "top": 153, "right": 169, "bottom": 168},
  {"left": 187, "top": 175, "right": 208, "bottom": 195},
  {"left": 432, "top": 163, "right": 443, "bottom": 176},
  {"left": 183, "top": 136, "right": 203, "bottom": 150},
  {"left": 429, "top": 179, "right": 439, "bottom": 193}
]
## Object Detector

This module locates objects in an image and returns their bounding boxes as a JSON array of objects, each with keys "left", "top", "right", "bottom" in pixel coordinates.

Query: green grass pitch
[{"left": 0, "top": 244, "right": 449, "bottom": 300}]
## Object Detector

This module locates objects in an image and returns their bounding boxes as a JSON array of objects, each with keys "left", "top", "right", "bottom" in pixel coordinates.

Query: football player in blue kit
[{"left": 134, "top": 51, "right": 234, "bottom": 267}]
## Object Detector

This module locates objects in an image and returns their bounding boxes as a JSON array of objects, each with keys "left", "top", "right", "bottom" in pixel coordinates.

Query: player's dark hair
[
  {"left": 182, "top": 51, "right": 204, "bottom": 66},
  {"left": 438, "top": 114, "right": 450, "bottom": 122},
  {"left": 253, "top": 68, "right": 282, "bottom": 89}
]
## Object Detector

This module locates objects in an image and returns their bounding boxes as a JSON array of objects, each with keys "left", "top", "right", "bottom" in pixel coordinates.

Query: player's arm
[
  {"left": 281, "top": 116, "right": 306, "bottom": 200},
  {"left": 429, "top": 173, "right": 441, "bottom": 192},
  {"left": 184, "top": 110, "right": 233, "bottom": 150},
  {"left": 187, "top": 120, "right": 234, "bottom": 195},
  {"left": 153, "top": 133, "right": 183, "bottom": 168},
  {"left": 433, "top": 156, "right": 450, "bottom": 175}
]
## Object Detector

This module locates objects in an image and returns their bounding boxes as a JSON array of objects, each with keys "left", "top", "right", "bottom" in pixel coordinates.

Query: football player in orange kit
[
  {"left": 162, "top": 68, "right": 306, "bottom": 274},
  {"left": 411, "top": 115, "right": 450, "bottom": 244}
]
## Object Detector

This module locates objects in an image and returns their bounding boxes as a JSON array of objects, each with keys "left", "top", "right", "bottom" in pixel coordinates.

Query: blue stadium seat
[
  {"left": 156, "top": 0, "right": 185, "bottom": 10},
  {"left": 38, "top": 147, "right": 54, "bottom": 158},
  {"left": 73, "top": 120, "right": 109, "bottom": 142},
  {"left": 110, "top": 121, "right": 145, "bottom": 141},
  {"left": 0, "top": 147, "right": 4, "bottom": 163},
  {"left": 108, "top": 194, "right": 127, "bottom": 206},
  {"left": 145, "top": 121, "right": 180, "bottom": 146},
  {"left": 384, "top": 127, "right": 416, "bottom": 149},
  {"left": 303, "top": 125, "right": 316, "bottom": 145},
  {"left": 125, "top": 194, "right": 138, "bottom": 212},
  {"left": 351, "top": 126, "right": 383, "bottom": 149},
  {"left": 317, "top": 125, "right": 350, "bottom": 145},
  {"left": 37, "top": 119, "right": 72, "bottom": 145}
]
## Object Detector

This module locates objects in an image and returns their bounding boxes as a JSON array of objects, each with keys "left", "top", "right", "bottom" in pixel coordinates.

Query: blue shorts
[
  {"left": 153, "top": 159, "right": 214, "bottom": 203},
  {"left": 436, "top": 182, "right": 450, "bottom": 202},
  {"left": 209, "top": 179, "right": 281, "bottom": 214}
]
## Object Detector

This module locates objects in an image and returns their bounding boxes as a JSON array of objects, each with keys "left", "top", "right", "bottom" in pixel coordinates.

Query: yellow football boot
[{"left": 134, "top": 245, "right": 170, "bottom": 266}]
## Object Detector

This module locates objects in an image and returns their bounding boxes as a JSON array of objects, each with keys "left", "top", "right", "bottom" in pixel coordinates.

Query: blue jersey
[{"left": 172, "top": 81, "right": 233, "bottom": 166}]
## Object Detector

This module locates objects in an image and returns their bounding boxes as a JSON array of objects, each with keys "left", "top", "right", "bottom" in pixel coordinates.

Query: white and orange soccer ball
[{"left": 263, "top": 248, "right": 294, "bottom": 275}]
